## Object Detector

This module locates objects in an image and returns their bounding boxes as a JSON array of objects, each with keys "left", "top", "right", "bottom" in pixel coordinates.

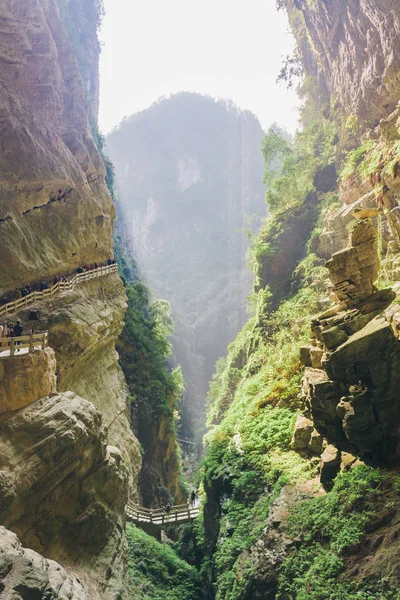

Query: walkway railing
[
  {"left": 0, "top": 264, "right": 119, "bottom": 317},
  {"left": 126, "top": 501, "right": 199, "bottom": 526},
  {"left": 0, "top": 331, "right": 48, "bottom": 357}
]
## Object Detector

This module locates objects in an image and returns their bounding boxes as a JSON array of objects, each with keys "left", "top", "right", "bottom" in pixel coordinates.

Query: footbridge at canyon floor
[{"left": 126, "top": 501, "right": 200, "bottom": 526}]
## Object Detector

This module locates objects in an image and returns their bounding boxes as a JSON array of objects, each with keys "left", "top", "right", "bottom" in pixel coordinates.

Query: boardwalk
[
  {"left": 0, "top": 331, "right": 48, "bottom": 358},
  {"left": 0, "top": 264, "right": 118, "bottom": 318},
  {"left": 126, "top": 501, "right": 200, "bottom": 526}
]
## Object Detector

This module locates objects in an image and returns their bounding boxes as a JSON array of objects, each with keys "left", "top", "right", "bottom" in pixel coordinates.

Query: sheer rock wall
[{"left": 0, "top": 1, "right": 140, "bottom": 597}]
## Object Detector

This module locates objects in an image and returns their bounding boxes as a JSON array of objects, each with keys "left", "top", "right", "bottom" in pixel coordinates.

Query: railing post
[
  {"left": 29, "top": 331, "right": 33, "bottom": 353},
  {"left": 43, "top": 333, "right": 47, "bottom": 349},
  {"left": 10, "top": 338, "right": 14, "bottom": 357}
]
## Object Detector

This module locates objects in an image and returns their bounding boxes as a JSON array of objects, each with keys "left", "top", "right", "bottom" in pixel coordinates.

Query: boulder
[
  {"left": 300, "top": 344, "right": 324, "bottom": 368},
  {"left": 290, "top": 415, "right": 314, "bottom": 451},
  {"left": 320, "top": 445, "right": 341, "bottom": 491},
  {"left": 308, "top": 429, "right": 323, "bottom": 455},
  {"left": 0, "top": 392, "right": 130, "bottom": 597},
  {"left": 0, "top": 526, "right": 89, "bottom": 599}
]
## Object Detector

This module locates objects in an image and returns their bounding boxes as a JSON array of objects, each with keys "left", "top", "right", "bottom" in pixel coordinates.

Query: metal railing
[
  {"left": 0, "top": 264, "right": 119, "bottom": 317},
  {"left": 0, "top": 331, "right": 48, "bottom": 357},
  {"left": 126, "top": 501, "right": 199, "bottom": 526}
]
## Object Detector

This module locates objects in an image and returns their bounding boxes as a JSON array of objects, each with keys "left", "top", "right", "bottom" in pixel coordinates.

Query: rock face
[
  {"left": 0, "top": 1, "right": 141, "bottom": 596},
  {"left": 0, "top": 392, "right": 129, "bottom": 598},
  {"left": 106, "top": 92, "right": 266, "bottom": 432},
  {"left": 232, "top": 481, "right": 323, "bottom": 599},
  {"left": 0, "top": 0, "right": 114, "bottom": 294},
  {"left": 0, "top": 347, "right": 56, "bottom": 414},
  {"left": 13, "top": 275, "right": 142, "bottom": 499},
  {"left": 254, "top": 192, "right": 319, "bottom": 302},
  {"left": 0, "top": 526, "right": 91, "bottom": 600},
  {"left": 300, "top": 219, "right": 400, "bottom": 464},
  {"left": 289, "top": 0, "right": 400, "bottom": 124}
]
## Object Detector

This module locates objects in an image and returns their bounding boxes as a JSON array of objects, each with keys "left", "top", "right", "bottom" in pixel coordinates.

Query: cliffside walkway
[
  {"left": 0, "top": 331, "right": 48, "bottom": 358},
  {"left": 126, "top": 501, "right": 200, "bottom": 526},
  {"left": 0, "top": 264, "right": 119, "bottom": 318}
]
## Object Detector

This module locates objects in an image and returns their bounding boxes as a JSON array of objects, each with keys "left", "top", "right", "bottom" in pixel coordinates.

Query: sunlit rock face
[
  {"left": 0, "top": 392, "right": 129, "bottom": 598},
  {"left": 25, "top": 275, "right": 142, "bottom": 498},
  {"left": 301, "top": 220, "right": 400, "bottom": 464},
  {"left": 0, "top": 347, "right": 56, "bottom": 414},
  {"left": 0, "top": 0, "right": 114, "bottom": 294},
  {"left": 0, "top": 0, "right": 140, "bottom": 595},
  {"left": 289, "top": 0, "right": 400, "bottom": 124},
  {"left": 106, "top": 92, "right": 266, "bottom": 430}
]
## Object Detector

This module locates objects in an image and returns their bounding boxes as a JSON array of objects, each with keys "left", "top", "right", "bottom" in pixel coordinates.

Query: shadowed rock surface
[
  {"left": 0, "top": 392, "right": 129, "bottom": 597},
  {"left": 0, "top": 526, "right": 91, "bottom": 600}
]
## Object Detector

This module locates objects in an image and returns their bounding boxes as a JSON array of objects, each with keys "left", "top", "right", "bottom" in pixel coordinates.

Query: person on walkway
[
  {"left": 14, "top": 320, "right": 23, "bottom": 337},
  {"left": 190, "top": 490, "right": 196, "bottom": 506},
  {"left": 165, "top": 503, "right": 171, "bottom": 514},
  {"left": 14, "top": 320, "right": 23, "bottom": 352}
]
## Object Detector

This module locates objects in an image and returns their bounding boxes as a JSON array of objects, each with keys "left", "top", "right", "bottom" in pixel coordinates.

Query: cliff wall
[
  {"left": 197, "top": 2, "right": 400, "bottom": 598},
  {"left": 0, "top": 1, "right": 140, "bottom": 597},
  {"left": 106, "top": 93, "right": 266, "bottom": 436}
]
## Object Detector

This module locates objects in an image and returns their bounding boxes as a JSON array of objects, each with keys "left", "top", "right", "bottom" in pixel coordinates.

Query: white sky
[{"left": 99, "top": 0, "right": 300, "bottom": 135}]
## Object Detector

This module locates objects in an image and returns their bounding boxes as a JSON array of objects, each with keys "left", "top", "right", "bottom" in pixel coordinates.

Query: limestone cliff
[
  {"left": 0, "top": 392, "right": 129, "bottom": 597},
  {"left": 286, "top": 0, "right": 400, "bottom": 125},
  {"left": 106, "top": 93, "right": 266, "bottom": 436},
  {"left": 0, "top": 1, "right": 140, "bottom": 597},
  {"left": 0, "top": 527, "right": 90, "bottom": 599},
  {"left": 197, "top": 3, "right": 400, "bottom": 598}
]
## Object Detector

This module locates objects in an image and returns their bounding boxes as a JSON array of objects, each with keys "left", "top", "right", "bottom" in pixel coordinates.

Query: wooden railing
[
  {"left": 126, "top": 501, "right": 199, "bottom": 526},
  {"left": 0, "top": 264, "right": 119, "bottom": 318},
  {"left": 0, "top": 331, "right": 48, "bottom": 357}
]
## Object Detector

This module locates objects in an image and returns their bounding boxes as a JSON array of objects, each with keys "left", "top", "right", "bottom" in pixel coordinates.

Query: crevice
[{"left": 22, "top": 187, "right": 74, "bottom": 215}]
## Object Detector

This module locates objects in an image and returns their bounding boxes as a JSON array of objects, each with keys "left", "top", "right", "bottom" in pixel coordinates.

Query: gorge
[{"left": 2, "top": 0, "right": 400, "bottom": 599}]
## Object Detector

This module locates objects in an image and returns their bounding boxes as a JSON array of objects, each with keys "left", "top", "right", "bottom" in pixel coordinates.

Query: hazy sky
[{"left": 99, "top": 0, "right": 300, "bottom": 135}]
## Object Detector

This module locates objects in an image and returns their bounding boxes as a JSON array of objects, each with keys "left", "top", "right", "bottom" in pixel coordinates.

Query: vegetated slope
[
  {"left": 106, "top": 93, "right": 266, "bottom": 438},
  {"left": 126, "top": 524, "right": 202, "bottom": 600},
  {"left": 114, "top": 236, "right": 186, "bottom": 508},
  {"left": 188, "top": 1, "right": 400, "bottom": 598}
]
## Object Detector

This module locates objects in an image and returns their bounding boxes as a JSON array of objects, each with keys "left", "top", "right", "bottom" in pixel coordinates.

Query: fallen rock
[
  {"left": 290, "top": 415, "right": 314, "bottom": 451},
  {"left": 0, "top": 526, "right": 89, "bottom": 599},
  {"left": 309, "top": 429, "right": 323, "bottom": 455},
  {"left": 0, "top": 392, "right": 129, "bottom": 598},
  {"left": 320, "top": 445, "right": 341, "bottom": 491}
]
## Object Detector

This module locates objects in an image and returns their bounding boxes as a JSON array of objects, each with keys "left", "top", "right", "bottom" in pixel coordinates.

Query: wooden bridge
[
  {"left": 0, "top": 331, "right": 48, "bottom": 358},
  {"left": 0, "top": 264, "right": 119, "bottom": 318},
  {"left": 126, "top": 501, "right": 199, "bottom": 526}
]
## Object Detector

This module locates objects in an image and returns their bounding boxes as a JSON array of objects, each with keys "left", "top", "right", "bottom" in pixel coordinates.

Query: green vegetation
[
  {"left": 197, "top": 263, "right": 327, "bottom": 597},
  {"left": 276, "top": 466, "right": 400, "bottom": 599},
  {"left": 126, "top": 524, "right": 202, "bottom": 600},
  {"left": 341, "top": 138, "right": 400, "bottom": 187},
  {"left": 115, "top": 247, "right": 185, "bottom": 504},
  {"left": 261, "top": 106, "right": 337, "bottom": 214},
  {"left": 117, "top": 280, "right": 183, "bottom": 421}
]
